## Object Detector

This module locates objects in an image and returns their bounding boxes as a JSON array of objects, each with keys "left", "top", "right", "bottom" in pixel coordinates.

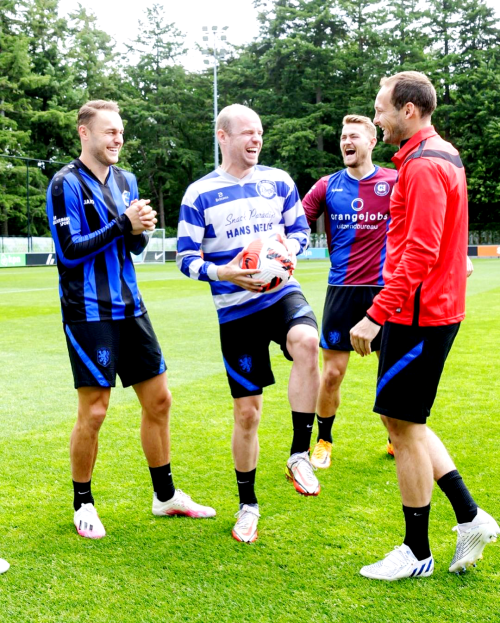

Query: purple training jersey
[{"left": 303, "top": 166, "right": 397, "bottom": 286}]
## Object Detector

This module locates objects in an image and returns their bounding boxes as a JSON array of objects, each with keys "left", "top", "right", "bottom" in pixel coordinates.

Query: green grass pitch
[{"left": 0, "top": 259, "right": 499, "bottom": 622}]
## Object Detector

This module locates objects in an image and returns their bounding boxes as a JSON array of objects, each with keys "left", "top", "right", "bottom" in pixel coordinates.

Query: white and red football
[{"left": 240, "top": 236, "right": 295, "bottom": 292}]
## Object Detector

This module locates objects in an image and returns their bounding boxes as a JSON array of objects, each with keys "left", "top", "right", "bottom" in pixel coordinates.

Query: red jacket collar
[{"left": 391, "top": 126, "right": 438, "bottom": 169}]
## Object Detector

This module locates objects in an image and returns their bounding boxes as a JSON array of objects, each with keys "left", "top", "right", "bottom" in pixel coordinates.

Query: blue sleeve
[{"left": 47, "top": 175, "right": 131, "bottom": 268}]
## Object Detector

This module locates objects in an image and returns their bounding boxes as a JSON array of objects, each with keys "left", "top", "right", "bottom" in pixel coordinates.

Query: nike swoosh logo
[
  {"left": 414, "top": 513, "right": 422, "bottom": 517},
  {"left": 78, "top": 491, "right": 90, "bottom": 495},
  {"left": 155, "top": 252, "right": 163, "bottom": 260},
  {"left": 306, "top": 424, "right": 313, "bottom": 428},
  {"left": 237, "top": 481, "right": 249, "bottom": 484}
]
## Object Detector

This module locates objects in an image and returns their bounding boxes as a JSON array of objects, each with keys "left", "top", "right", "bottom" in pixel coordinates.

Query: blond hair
[{"left": 342, "top": 114, "right": 377, "bottom": 138}]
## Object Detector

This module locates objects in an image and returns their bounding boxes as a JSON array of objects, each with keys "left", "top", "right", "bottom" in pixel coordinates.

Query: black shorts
[
  {"left": 64, "top": 314, "right": 166, "bottom": 389},
  {"left": 320, "top": 285, "right": 383, "bottom": 352},
  {"left": 374, "top": 321, "right": 460, "bottom": 424},
  {"left": 219, "top": 291, "right": 318, "bottom": 399}
]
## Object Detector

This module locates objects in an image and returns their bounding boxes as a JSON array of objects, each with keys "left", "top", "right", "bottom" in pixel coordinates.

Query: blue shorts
[
  {"left": 219, "top": 291, "right": 317, "bottom": 399},
  {"left": 64, "top": 314, "right": 166, "bottom": 389},
  {"left": 374, "top": 321, "right": 460, "bottom": 424},
  {"left": 320, "top": 285, "right": 383, "bottom": 352}
]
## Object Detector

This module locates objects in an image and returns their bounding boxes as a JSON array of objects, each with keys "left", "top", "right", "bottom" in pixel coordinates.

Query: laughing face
[
  {"left": 219, "top": 110, "right": 263, "bottom": 178},
  {"left": 80, "top": 110, "right": 124, "bottom": 169},
  {"left": 340, "top": 123, "right": 376, "bottom": 169},
  {"left": 374, "top": 86, "right": 408, "bottom": 146}
]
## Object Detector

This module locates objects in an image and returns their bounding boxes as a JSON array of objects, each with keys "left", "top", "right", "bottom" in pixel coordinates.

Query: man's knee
[
  {"left": 383, "top": 416, "right": 426, "bottom": 446},
  {"left": 144, "top": 387, "right": 172, "bottom": 423},
  {"left": 322, "top": 362, "right": 346, "bottom": 391},
  {"left": 288, "top": 326, "right": 319, "bottom": 365},
  {"left": 234, "top": 398, "right": 261, "bottom": 431},
  {"left": 77, "top": 390, "right": 109, "bottom": 432}
]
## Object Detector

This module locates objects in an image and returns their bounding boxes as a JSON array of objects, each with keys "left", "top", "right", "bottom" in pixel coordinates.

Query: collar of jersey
[
  {"left": 216, "top": 166, "right": 256, "bottom": 184},
  {"left": 75, "top": 158, "right": 112, "bottom": 186},
  {"left": 345, "top": 165, "right": 377, "bottom": 182}
]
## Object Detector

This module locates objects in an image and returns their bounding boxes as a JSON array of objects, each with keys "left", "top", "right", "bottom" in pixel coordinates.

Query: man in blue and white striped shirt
[{"left": 177, "top": 104, "right": 321, "bottom": 543}]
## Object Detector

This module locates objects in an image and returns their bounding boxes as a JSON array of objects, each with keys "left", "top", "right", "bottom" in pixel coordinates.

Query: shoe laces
[
  {"left": 174, "top": 489, "right": 192, "bottom": 503},
  {"left": 312, "top": 440, "right": 328, "bottom": 458},
  {"left": 384, "top": 546, "right": 413, "bottom": 567},
  {"left": 292, "top": 453, "right": 317, "bottom": 476},
  {"left": 235, "top": 505, "right": 260, "bottom": 528}
]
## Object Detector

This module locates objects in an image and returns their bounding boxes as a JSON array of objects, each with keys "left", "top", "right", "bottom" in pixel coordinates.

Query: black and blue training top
[{"left": 46, "top": 159, "right": 148, "bottom": 323}]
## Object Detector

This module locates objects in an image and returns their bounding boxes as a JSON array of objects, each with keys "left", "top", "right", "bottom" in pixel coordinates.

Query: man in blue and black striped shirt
[{"left": 47, "top": 100, "right": 215, "bottom": 539}]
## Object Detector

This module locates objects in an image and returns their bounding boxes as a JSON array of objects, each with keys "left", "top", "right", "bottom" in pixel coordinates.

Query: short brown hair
[
  {"left": 342, "top": 114, "right": 377, "bottom": 138},
  {"left": 77, "top": 100, "right": 120, "bottom": 130},
  {"left": 380, "top": 71, "right": 436, "bottom": 118}
]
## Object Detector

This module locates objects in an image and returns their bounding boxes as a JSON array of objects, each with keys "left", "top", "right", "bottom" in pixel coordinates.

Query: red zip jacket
[{"left": 367, "top": 126, "right": 468, "bottom": 327}]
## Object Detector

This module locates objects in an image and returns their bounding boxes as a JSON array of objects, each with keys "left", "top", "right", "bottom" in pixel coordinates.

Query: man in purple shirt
[{"left": 303, "top": 115, "right": 397, "bottom": 468}]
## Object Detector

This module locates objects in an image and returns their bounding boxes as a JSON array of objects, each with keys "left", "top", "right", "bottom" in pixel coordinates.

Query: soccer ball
[{"left": 240, "top": 236, "right": 295, "bottom": 292}]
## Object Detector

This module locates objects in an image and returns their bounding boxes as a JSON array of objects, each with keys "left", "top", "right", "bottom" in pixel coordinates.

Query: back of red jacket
[{"left": 367, "top": 126, "right": 468, "bottom": 327}]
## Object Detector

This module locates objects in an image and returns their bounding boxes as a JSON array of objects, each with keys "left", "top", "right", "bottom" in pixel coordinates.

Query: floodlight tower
[{"left": 201, "top": 25, "right": 229, "bottom": 169}]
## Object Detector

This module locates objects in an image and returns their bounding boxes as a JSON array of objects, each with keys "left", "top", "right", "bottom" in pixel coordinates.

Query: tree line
[{"left": 1, "top": 0, "right": 499, "bottom": 238}]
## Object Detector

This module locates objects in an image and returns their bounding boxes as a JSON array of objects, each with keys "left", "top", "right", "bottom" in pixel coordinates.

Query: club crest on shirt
[
  {"left": 328, "top": 331, "right": 341, "bottom": 345},
  {"left": 256, "top": 180, "right": 277, "bottom": 200},
  {"left": 96, "top": 348, "right": 111, "bottom": 367},
  {"left": 239, "top": 355, "right": 253, "bottom": 373},
  {"left": 122, "top": 190, "right": 131, "bottom": 207},
  {"left": 374, "top": 181, "right": 390, "bottom": 197}
]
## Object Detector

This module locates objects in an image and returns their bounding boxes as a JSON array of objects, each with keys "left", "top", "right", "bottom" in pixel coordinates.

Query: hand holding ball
[{"left": 240, "top": 237, "right": 295, "bottom": 293}]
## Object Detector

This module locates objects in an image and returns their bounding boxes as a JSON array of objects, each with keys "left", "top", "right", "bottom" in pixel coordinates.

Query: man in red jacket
[{"left": 350, "top": 71, "right": 499, "bottom": 580}]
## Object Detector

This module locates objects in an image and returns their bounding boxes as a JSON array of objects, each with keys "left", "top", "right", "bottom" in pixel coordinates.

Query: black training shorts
[
  {"left": 374, "top": 321, "right": 460, "bottom": 424},
  {"left": 219, "top": 291, "right": 318, "bottom": 399},
  {"left": 64, "top": 314, "right": 166, "bottom": 389},
  {"left": 320, "top": 285, "right": 384, "bottom": 352}
]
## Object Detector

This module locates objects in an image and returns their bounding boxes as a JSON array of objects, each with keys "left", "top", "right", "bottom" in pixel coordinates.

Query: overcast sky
[
  {"left": 58, "top": 0, "right": 262, "bottom": 70},
  {"left": 58, "top": 0, "right": 500, "bottom": 71}
]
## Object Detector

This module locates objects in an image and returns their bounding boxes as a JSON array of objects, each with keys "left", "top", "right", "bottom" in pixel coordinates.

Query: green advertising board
[{"left": 0, "top": 253, "right": 26, "bottom": 267}]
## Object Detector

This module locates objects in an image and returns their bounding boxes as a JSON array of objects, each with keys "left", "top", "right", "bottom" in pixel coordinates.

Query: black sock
[
  {"left": 317, "top": 414, "right": 335, "bottom": 443},
  {"left": 437, "top": 469, "right": 478, "bottom": 524},
  {"left": 235, "top": 468, "right": 257, "bottom": 506},
  {"left": 290, "top": 411, "right": 315, "bottom": 455},
  {"left": 149, "top": 463, "right": 175, "bottom": 502},
  {"left": 403, "top": 504, "right": 431, "bottom": 561},
  {"left": 73, "top": 479, "right": 94, "bottom": 511}
]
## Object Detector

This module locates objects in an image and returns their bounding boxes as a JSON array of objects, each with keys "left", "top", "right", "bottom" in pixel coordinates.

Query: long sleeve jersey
[
  {"left": 303, "top": 167, "right": 397, "bottom": 286},
  {"left": 367, "top": 126, "right": 468, "bottom": 327},
  {"left": 176, "top": 165, "right": 310, "bottom": 324},
  {"left": 46, "top": 159, "right": 148, "bottom": 323}
]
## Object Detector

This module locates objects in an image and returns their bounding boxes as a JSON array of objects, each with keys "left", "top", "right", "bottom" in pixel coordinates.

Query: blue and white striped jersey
[
  {"left": 177, "top": 165, "right": 310, "bottom": 323},
  {"left": 46, "top": 159, "right": 148, "bottom": 323}
]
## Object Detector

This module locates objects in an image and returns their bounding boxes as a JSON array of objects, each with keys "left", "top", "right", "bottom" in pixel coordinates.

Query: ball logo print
[
  {"left": 374, "top": 181, "right": 390, "bottom": 197},
  {"left": 241, "top": 236, "right": 294, "bottom": 293}
]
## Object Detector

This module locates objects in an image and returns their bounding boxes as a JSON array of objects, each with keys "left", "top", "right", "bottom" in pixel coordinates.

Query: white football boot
[
  {"left": 74, "top": 503, "right": 106, "bottom": 539},
  {"left": 152, "top": 490, "right": 216, "bottom": 518},
  {"left": 286, "top": 451, "right": 320, "bottom": 496},
  {"left": 360, "top": 544, "right": 434, "bottom": 581},
  {"left": 232, "top": 504, "right": 260, "bottom": 543},
  {"left": 449, "top": 508, "right": 500, "bottom": 573}
]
